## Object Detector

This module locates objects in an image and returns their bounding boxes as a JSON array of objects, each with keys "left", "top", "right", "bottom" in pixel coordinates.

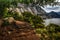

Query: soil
[{"left": 0, "top": 20, "right": 40, "bottom": 40}]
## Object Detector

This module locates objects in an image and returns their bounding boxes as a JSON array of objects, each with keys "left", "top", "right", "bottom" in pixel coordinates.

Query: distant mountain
[
  {"left": 46, "top": 11, "right": 60, "bottom": 18},
  {"left": 57, "top": 12, "right": 60, "bottom": 15},
  {"left": 47, "top": 7, "right": 59, "bottom": 10}
]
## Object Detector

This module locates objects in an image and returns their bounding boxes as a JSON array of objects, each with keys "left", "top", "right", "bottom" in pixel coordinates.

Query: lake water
[{"left": 44, "top": 18, "right": 60, "bottom": 26}]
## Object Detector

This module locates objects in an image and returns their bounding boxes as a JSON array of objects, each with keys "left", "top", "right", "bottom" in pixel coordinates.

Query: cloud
[
  {"left": 56, "top": 0, "right": 60, "bottom": 2},
  {"left": 42, "top": 5, "right": 60, "bottom": 13},
  {"left": 41, "top": 0, "right": 60, "bottom": 13},
  {"left": 46, "top": 7, "right": 59, "bottom": 10}
]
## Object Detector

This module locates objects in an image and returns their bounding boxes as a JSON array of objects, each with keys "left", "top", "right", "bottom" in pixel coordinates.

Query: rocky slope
[{"left": 0, "top": 18, "right": 40, "bottom": 40}]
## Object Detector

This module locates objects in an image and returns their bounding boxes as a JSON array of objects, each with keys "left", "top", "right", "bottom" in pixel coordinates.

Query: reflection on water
[{"left": 44, "top": 18, "right": 60, "bottom": 26}]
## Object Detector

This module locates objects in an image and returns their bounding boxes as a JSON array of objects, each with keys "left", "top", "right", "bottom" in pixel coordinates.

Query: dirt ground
[{"left": 0, "top": 20, "right": 40, "bottom": 40}]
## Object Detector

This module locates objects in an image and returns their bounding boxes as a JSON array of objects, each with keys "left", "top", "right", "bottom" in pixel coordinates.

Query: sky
[
  {"left": 55, "top": 0, "right": 60, "bottom": 2},
  {"left": 42, "top": 0, "right": 60, "bottom": 13}
]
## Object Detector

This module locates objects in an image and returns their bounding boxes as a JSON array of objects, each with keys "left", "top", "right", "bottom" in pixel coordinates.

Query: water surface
[{"left": 44, "top": 18, "right": 60, "bottom": 26}]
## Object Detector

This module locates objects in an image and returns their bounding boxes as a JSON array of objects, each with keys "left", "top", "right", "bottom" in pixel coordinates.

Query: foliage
[
  {"left": 0, "top": 1, "right": 11, "bottom": 18},
  {"left": 1, "top": 20, "right": 10, "bottom": 26},
  {"left": 1, "top": 8, "right": 60, "bottom": 40},
  {"left": 0, "top": 0, "right": 58, "bottom": 18},
  {"left": 0, "top": 0, "right": 57, "bottom": 6},
  {"left": 0, "top": 0, "right": 59, "bottom": 40},
  {"left": 22, "top": 12, "right": 44, "bottom": 28},
  {"left": 36, "top": 23, "right": 60, "bottom": 40},
  {"left": 13, "top": 12, "right": 23, "bottom": 21},
  {"left": 46, "top": 24, "right": 60, "bottom": 40},
  {"left": 47, "top": 24, "right": 60, "bottom": 33}
]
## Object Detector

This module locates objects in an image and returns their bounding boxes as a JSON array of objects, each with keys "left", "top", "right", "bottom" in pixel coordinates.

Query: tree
[
  {"left": 22, "top": 12, "right": 44, "bottom": 28},
  {"left": 0, "top": 0, "right": 57, "bottom": 17},
  {"left": 18, "top": 0, "right": 56, "bottom": 6},
  {"left": 0, "top": 0, "right": 57, "bottom": 26},
  {"left": 0, "top": 0, "right": 57, "bottom": 5},
  {"left": 46, "top": 24, "right": 60, "bottom": 40},
  {"left": 0, "top": 1, "right": 11, "bottom": 18}
]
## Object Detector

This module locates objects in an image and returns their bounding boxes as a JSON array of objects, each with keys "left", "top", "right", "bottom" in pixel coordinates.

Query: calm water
[{"left": 44, "top": 18, "right": 60, "bottom": 26}]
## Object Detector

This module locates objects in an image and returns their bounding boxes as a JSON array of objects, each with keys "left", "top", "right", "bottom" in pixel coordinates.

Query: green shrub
[
  {"left": 22, "top": 12, "right": 44, "bottom": 28},
  {"left": 46, "top": 24, "right": 60, "bottom": 33}
]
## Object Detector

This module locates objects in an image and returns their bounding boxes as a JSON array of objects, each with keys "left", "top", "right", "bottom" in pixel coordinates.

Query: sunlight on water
[{"left": 44, "top": 18, "right": 60, "bottom": 26}]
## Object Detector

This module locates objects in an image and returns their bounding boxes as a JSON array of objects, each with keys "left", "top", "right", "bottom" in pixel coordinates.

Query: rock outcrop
[{"left": 0, "top": 20, "right": 40, "bottom": 40}]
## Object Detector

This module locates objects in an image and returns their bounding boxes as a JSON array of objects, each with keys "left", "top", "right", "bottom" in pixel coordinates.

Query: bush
[
  {"left": 22, "top": 12, "right": 44, "bottom": 28},
  {"left": 46, "top": 24, "right": 60, "bottom": 33}
]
